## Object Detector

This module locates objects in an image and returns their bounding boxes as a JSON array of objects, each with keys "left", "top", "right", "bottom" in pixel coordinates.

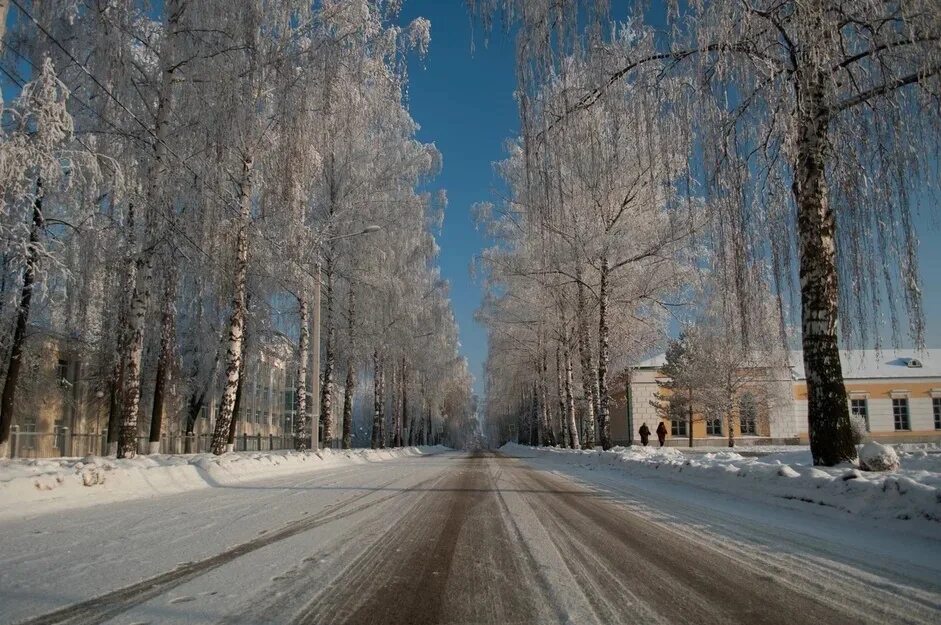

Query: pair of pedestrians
[{"left": 638, "top": 422, "right": 667, "bottom": 447}]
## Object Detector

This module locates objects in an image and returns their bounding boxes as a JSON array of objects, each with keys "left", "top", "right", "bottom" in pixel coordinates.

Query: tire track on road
[{"left": 14, "top": 472, "right": 442, "bottom": 625}]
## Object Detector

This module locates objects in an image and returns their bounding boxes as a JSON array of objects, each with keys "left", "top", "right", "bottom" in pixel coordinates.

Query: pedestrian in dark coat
[
  {"left": 656, "top": 422, "right": 668, "bottom": 447},
  {"left": 639, "top": 423, "right": 651, "bottom": 447}
]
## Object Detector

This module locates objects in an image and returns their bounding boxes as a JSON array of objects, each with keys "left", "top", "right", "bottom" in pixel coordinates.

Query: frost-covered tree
[{"left": 469, "top": 0, "right": 941, "bottom": 466}]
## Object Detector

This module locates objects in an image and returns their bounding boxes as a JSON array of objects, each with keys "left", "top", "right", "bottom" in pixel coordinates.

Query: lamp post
[{"left": 310, "top": 226, "right": 380, "bottom": 449}]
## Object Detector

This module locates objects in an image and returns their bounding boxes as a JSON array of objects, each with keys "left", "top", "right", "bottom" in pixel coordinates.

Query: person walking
[
  {"left": 656, "top": 421, "right": 667, "bottom": 447},
  {"left": 639, "top": 422, "right": 651, "bottom": 447}
]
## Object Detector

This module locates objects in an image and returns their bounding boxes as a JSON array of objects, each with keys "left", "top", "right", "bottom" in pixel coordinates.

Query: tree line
[
  {"left": 471, "top": 0, "right": 940, "bottom": 466},
  {"left": 0, "top": 0, "right": 475, "bottom": 458}
]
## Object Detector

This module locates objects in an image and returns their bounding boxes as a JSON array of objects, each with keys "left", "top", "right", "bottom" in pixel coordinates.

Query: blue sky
[
  {"left": 400, "top": 1, "right": 941, "bottom": 397},
  {"left": 400, "top": 1, "right": 516, "bottom": 397}
]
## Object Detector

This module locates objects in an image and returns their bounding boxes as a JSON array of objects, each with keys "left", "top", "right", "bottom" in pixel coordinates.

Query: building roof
[
  {"left": 787, "top": 349, "right": 940, "bottom": 380},
  {"left": 633, "top": 353, "right": 668, "bottom": 369},
  {"left": 631, "top": 349, "right": 940, "bottom": 380}
]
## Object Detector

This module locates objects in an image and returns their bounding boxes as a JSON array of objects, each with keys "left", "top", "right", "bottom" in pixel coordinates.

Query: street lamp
[{"left": 310, "top": 224, "right": 381, "bottom": 450}]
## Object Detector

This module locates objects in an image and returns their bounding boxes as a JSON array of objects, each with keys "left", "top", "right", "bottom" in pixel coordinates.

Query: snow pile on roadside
[
  {"left": 0, "top": 446, "right": 447, "bottom": 519},
  {"left": 503, "top": 443, "right": 941, "bottom": 522}
]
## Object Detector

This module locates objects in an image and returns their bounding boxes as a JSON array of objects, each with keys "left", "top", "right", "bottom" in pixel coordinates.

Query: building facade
[
  {"left": 615, "top": 350, "right": 941, "bottom": 446},
  {"left": 5, "top": 330, "right": 300, "bottom": 457}
]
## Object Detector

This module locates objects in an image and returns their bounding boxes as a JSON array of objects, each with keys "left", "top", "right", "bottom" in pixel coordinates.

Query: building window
[
  {"left": 892, "top": 398, "right": 910, "bottom": 431},
  {"left": 739, "top": 393, "right": 758, "bottom": 435},
  {"left": 56, "top": 359, "right": 69, "bottom": 383},
  {"left": 934, "top": 397, "right": 941, "bottom": 430},
  {"left": 850, "top": 398, "right": 870, "bottom": 432},
  {"left": 706, "top": 416, "right": 722, "bottom": 436},
  {"left": 671, "top": 418, "right": 687, "bottom": 437}
]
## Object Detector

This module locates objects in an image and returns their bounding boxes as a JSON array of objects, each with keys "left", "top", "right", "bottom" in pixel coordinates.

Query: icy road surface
[{"left": 1, "top": 450, "right": 939, "bottom": 625}]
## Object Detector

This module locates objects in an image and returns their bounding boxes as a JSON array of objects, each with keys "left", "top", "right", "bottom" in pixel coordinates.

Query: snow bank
[
  {"left": 0, "top": 446, "right": 447, "bottom": 520},
  {"left": 503, "top": 443, "right": 941, "bottom": 523}
]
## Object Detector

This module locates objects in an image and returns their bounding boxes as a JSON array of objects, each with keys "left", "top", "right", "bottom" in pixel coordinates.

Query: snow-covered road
[{"left": 2, "top": 450, "right": 939, "bottom": 625}]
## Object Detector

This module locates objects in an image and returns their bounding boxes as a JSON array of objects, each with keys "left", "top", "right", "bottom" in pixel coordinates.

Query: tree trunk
[
  {"left": 556, "top": 346, "right": 568, "bottom": 448},
  {"left": 371, "top": 350, "right": 381, "bottom": 449},
  {"left": 564, "top": 346, "right": 580, "bottom": 449},
  {"left": 378, "top": 363, "right": 387, "bottom": 448},
  {"left": 539, "top": 346, "right": 555, "bottom": 446},
  {"left": 342, "top": 362, "right": 354, "bottom": 450},
  {"left": 532, "top": 380, "right": 542, "bottom": 446},
  {"left": 320, "top": 256, "right": 335, "bottom": 447},
  {"left": 687, "top": 387, "right": 694, "bottom": 448},
  {"left": 576, "top": 275, "right": 596, "bottom": 449},
  {"left": 0, "top": 181, "right": 43, "bottom": 451},
  {"left": 342, "top": 288, "right": 354, "bottom": 450},
  {"left": 596, "top": 257, "right": 612, "bottom": 450},
  {"left": 294, "top": 298, "right": 310, "bottom": 450},
  {"left": 727, "top": 389, "right": 736, "bottom": 449},
  {"left": 792, "top": 63, "right": 856, "bottom": 466},
  {"left": 108, "top": 203, "right": 136, "bottom": 449},
  {"left": 390, "top": 360, "right": 399, "bottom": 446},
  {"left": 397, "top": 358, "right": 407, "bottom": 447},
  {"left": 147, "top": 266, "right": 177, "bottom": 454},
  {"left": 210, "top": 157, "right": 253, "bottom": 455},
  {"left": 226, "top": 340, "right": 248, "bottom": 451},
  {"left": 117, "top": 4, "right": 181, "bottom": 458}
]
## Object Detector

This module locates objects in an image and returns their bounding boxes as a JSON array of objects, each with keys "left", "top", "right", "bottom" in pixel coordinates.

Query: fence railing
[{"left": 6, "top": 426, "right": 305, "bottom": 459}]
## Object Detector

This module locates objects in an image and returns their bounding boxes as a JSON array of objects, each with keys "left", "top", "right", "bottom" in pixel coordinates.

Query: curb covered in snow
[
  {"left": 503, "top": 443, "right": 941, "bottom": 523},
  {"left": 0, "top": 446, "right": 448, "bottom": 520}
]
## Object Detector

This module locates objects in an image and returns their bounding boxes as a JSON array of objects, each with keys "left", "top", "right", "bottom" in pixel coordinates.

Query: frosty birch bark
[
  {"left": 108, "top": 203, "right": 136, "bottom": 450},
  {"left": 0, "top": 180, "right": 43, "bottom": 452},
  {"left": 320, "top": 254, "right": 335, "bottom": 446},
  {"left": 564, "top": 346, "right": 580, "bottom": 449},
  {"left": 532, "top": 380, "right": 542, "bottom": 446},
  {"left": 390, "top": 360, "right": 399, "bottom": 446},
  {"left": 342, "top": 289, "right": 354, "bottom": 450},
  {"left": 378, "top": 356, "right": 386, "bottom": 448},
  {"left": 371, "top": 349, "right": 381, "bottom": 448},
  {"left": 792, "top": 56, "right": 855, "bottom": 466},
  {"left": 210, "top": 157, "right": 253, "bottom": 455},
  {"left": 294, "top": 298, "right": 310, "bottom": 450},
  {"left": 342, "top": 364, "right": 353, "bottom": 449},
  {"left": 556, "top": 346, "right": 568, "bottom": 448},
  {"left": 575, "top": 274, "right": 596, "bottom": 448},
  {"left": 397, "top": 358, "right": 407, "bottom": 447},
  {"left": 118, "top": 1, "right": 181, "bottom": 458},
  {"left": 226, "top": 337, "right": 248, "bottom": 450},
  {"left": 596, "top": 256, "right": 612, "bottom": 450},
  {"left": 540, "top": 349, "right": 554, "bottom": 446},
  {"left": 148, "top": 267, "right": 177, "bottom": 454}
]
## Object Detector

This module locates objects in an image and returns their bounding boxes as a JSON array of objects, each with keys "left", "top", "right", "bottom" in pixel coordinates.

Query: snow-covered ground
[
  {"left": 1, "top": 449, "right": 939, "bottom": 625},
  {"left": 502, "top": 442, "right": 941, "bottom": 523},
  {"left": 0, "top": 446, "right": 447, "bottom": 521}
]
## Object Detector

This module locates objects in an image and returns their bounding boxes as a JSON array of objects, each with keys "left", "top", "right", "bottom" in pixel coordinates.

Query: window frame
[
  {"left": 933, "top": 397, "right": 941, "bottom": 430},
  {"left": 706, "top": 416, "right": 722, "bottom": 436},
  {"left": 850, "top": 398, "right": 870, "bottom": 432},
  {"left": 671, "top": 418, "right": 687, "bottom": 437},
  {"left": 892, "top": 397, "right": 911, "bottom": 431}
]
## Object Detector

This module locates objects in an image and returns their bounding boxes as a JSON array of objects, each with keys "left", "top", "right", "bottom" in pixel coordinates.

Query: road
[{"left": 2, "top": 450, "right": 939, "bottom": 625}]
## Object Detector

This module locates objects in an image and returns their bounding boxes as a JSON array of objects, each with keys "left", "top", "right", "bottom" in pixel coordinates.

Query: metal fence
[{"left": 6, "top": 425, "right": 303, "bottom": 459}]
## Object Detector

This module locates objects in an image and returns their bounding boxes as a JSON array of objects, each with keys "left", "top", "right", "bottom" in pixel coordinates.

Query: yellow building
[
  {"left": 6, "top": 331, "right": 299, "bottom": 457},
  {"left": 616, "top": 349, "right": 941, "bottom": 446}
]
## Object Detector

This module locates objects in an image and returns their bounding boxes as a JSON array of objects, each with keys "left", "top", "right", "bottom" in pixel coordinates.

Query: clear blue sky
[
  {"left": 400, "top": 1, "right": 517, "bottom": 397},
  {"left": 400, "top": 1, "right": 941, "bottom": 397}
]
